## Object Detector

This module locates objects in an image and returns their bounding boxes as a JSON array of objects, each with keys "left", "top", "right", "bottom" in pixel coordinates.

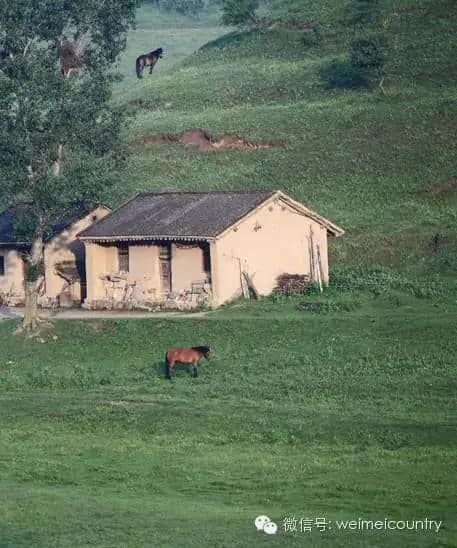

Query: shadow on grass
[
  {"left": 155, "top": 360, "right": 196, "bottom": 380},
  {"left": 199, "top": 29, "right": 260, "bottom": 51}
]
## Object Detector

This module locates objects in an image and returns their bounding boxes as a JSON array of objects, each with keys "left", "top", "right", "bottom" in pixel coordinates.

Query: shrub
[
  {"left": 319, "top": 36, "right": 386, "bottom": 90},
  {"left": 346, "top": 0, "right": 381, "bottom": 25},
  {"left": 221, "top": 0, "right": 259, "bottom": 27},
  {"left": 319, "top": 59, "right": 370, "bottom": 89},
  {"left": 350, "top": 37, "right": 386, "bottom": 71},
  {"left": 300, "top": 24, "right": 323, "bottom": 48}
]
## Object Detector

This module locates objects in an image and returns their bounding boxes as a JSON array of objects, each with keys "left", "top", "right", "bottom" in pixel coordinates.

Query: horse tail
[
  {"left": 165, "top": 352, "right": 171, "bottom": 379},
  {"left": 136, "top": 56, "right": 142, "bottom": 79}
]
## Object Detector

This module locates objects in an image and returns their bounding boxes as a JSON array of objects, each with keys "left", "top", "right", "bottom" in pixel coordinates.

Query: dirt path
[{"left": 0, "top": 307, "right": 209, "bottom": 320}]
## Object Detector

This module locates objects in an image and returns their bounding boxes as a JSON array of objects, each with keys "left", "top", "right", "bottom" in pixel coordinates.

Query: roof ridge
[{"left": 137, "top": 190, "right": 275, "bottom": 196}]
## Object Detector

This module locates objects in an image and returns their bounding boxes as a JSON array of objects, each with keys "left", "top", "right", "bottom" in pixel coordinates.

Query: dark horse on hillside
[
  {"left": 136, "top": 47, "right": 163, "bottom": 79},
  {"left": 165, "top": 346, "right": 211, "bottom": 379}
]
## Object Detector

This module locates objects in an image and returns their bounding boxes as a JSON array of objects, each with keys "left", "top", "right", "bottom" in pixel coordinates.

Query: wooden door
[{"left": 159, "top": 245, "right": 171, "bottom": 293}]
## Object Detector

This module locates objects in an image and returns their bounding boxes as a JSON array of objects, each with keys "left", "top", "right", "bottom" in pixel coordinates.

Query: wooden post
[
  {"left": 209, "top": 241, "right": 220, "bottom": 308},
  {"left": 308, "top": 227, "right": 315, "bottom": 281},
  {"left": 242, "top": 271, "right": 259, "bottom": 299},
  {"left": 239, "top": 259, "right": 250, "bottom": 299},
  {"left": 316, "top": 245, "right": 324, "bottom": 290},
  {"left": 316, "top": 251, "right": 323, "bottom": 293}
]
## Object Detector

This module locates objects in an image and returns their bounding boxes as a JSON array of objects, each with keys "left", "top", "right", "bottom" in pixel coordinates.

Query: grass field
[
  {"left": 1, "top": 288, "right": 456, "bottom": 546},
  {"left": 113, "top": 4, "right": 225, "bottom": 102},
  {"left": 2, "top": 1, "right": 456, "bottom": 546}
]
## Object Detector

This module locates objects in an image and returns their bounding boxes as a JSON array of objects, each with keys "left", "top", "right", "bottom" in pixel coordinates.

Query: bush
[
  {"left": 345, "top": 0, "right": 381, "bottom": 25},
  {"left": 319, "top": 59, "right": 370, "bottom": 89},
  {"left": 221, "top": 0, "right": 259, "bottom": 27},
  {"left": 319, "top": 36, "right": 386, "bottom": 90},
  {"left": 350, "top": 37, "right": 386, "bottom": 71},
  {"left": 300, "top": 24, "right": 323, "bottom": 48}
]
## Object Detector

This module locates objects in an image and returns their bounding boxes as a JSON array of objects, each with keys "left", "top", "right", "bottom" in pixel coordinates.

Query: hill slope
[{"left": 114, "top": 0, "right": 457, "bottom": 282}]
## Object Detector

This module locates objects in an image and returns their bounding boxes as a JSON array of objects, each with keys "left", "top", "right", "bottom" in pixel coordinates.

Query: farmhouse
[
  {"left": 78, "top": 190, "right": 343, "bottom": 310},
  {"left": 0, "top": 203, "right": 110, "bottom": 307}
]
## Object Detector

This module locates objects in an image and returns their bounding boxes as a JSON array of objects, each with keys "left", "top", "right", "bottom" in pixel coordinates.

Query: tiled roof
[
  {"left": 78, "top": 191, "right": 276, "bottom": 240},
  {"left": 0, "top": 203, "right": 103, "bottom": 245}
]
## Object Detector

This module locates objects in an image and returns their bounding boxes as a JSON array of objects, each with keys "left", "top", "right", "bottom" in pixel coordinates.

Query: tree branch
[{"left": 23, "top": 38, "right": 36, "bottom": 56}]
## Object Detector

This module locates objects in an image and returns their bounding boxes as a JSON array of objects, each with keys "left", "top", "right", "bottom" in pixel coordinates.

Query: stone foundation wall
[
  {"left": 82, "top": 273, "right": 212, "bottom": 311},
  {"left": 0, "top": 290, "right": 25, "bottom": 307}
]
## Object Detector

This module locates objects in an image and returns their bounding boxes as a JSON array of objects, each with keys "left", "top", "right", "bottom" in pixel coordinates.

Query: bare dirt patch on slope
[
  {"left": 129, "top": 129, "right": 282, "bottom": 152},
  {"left": 428, "top": 177, "right": 457, "bottom": 197}
]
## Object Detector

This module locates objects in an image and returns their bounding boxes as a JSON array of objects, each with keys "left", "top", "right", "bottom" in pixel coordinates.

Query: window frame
[{"left": 118, "top": 246, "right": 130, "bottom": 273}]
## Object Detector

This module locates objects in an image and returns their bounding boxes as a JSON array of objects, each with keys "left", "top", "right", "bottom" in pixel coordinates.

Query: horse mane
[
  {"left": 192, "top": 346, "right": 210, "bottom": 354},
  {"left": 150, "top": 47, "right": 163, "bottom": 56}
]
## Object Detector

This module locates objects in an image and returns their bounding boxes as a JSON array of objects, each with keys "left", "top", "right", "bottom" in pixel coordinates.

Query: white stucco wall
[
  {"left": 85, "top": 243, "right": 162, "bottom": 302},
  {"left": 171, "top": 244, "right": 207, "bottom": 293},
  {"left": 0, "top": 248, "right": 25, "bottom": 302},
  {"left": 211, "top": 197, "right": 329, "bottom": 306},
  {"left": 44, "top": 205, "right": 110, "bottom": 302},
  {"left": 129, "top": 244, "right": 161, "bottom": 300}
]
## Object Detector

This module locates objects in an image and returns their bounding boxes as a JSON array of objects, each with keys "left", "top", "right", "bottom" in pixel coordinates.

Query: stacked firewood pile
[{"left": 274, "top": 273, "right": 311, "bottom": 296}]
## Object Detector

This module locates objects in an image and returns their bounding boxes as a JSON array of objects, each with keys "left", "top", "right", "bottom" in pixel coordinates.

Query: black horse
[{"left": 136, "top": 47, "right": 163, "bottom": 79}]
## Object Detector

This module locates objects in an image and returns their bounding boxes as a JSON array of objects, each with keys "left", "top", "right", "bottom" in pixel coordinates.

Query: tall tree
[{"left": 0, "top": 0, "right": 139, "bottom": 331}]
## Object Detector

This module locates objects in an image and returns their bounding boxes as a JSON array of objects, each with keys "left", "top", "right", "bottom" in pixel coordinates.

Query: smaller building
[
  {"left": 78, "top": 191, "right": 343, "bottom": 310},
  {"left": 0, "top": 203, "right": 110, "bottom": 306}
]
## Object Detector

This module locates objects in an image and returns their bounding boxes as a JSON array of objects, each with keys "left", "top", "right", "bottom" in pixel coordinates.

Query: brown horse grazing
[
  {"left": 136, "top": 47, "right": 163, "bottom": 79},
  {"left": 165, "top": 346, "right": 210, "bottom": 379}
]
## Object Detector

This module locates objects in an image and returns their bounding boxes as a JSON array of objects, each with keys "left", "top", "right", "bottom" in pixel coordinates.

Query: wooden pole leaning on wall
[
  {"left": 316, "top": 244, "right": 323, "bottom": 293},
  {"left": 308, "top": 227, "right": 315, "bottom": 281},
  {"left": 309, "top": 226, "right": 322, "bottom": 292},
  {"left": 238, "top": 258, "right": 250, "bottom": 298},
  {"left": 242, "top": 271, "right": 259, "bottom": 300}
]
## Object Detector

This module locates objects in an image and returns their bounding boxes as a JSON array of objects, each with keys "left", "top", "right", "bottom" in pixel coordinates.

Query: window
[
  {"left": 118, "top": 247, "right": 129, "bottom": 272},
  {"left": 0, "top": 255, "right": 4, "bottom": 276}
]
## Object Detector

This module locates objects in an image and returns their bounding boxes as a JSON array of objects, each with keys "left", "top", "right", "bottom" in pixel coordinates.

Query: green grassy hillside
[
  {"left": 112, "top": 0, "right": 457, "bottom": 282},
  {"left": 113, "top": 4, "right": 225, "bottom": 98}
]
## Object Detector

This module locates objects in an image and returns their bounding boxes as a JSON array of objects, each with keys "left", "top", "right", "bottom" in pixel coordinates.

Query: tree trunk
[
  {"left": 22, "top": 280, "right": 42, "bottom": 331},
  {"left": 21, "top": 229, "right": 45, "bottom": 332}
]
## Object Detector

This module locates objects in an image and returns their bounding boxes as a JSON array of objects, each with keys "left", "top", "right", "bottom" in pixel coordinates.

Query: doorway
[{"left": 159, "top": 244, "right": 172, "bottom": 294}]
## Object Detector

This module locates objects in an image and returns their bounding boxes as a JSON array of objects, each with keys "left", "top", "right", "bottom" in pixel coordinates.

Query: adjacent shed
[{"left": 0, "top": 204, "right": 110, "bottom": 306}]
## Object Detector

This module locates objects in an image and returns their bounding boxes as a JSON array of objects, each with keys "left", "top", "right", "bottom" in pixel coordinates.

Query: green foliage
[
  {"left": 320, "top": 35, "right": 387, "bottom": 89},
  {"left": 319, "top": 58, "right": 370, "bottom": 89},
  {"left": 0, "top": 0, "right": 139, "bottom": 243},
  {"left": 221, "top": 0, "right": 259, "bottom": 27},
  {"left": 143, "top": 0, "right": 205, "bottom": 17},
  {"left": 24, "top": 261, "right": 45, "bottom": 283},
  {"left": 300, "top": 24, "right": 323, "bottom": 48},
  {"left": 331, "top": 265, "right": 453, "bottom": 297},
  {"left": 345, "top": 0, "right": 381, "bottom": 25},
  {"left": 350, "top": 36, "right": 386, "bottom": 70}
]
